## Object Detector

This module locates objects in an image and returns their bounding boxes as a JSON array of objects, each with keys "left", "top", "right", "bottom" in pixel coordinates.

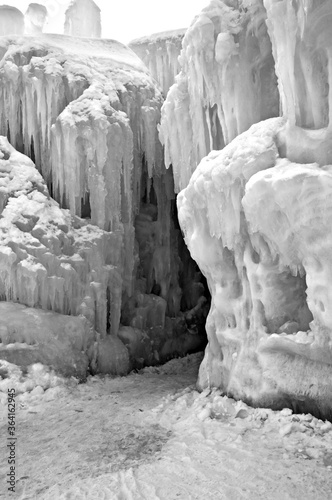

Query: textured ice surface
[
  {"left": 64, "top": 0, "right": 101, "bottom": 38},
  {"left": 264, "top": 0, "right": 332, "bottom": 167},
  {"left": 159, "top": 0, "right": 279, "bottom": 192},
  {"left": 0, "top": 36, "right": 161, "bottom": 337},
  {"left": 178, "top": 117, "right": 332, "bottom": 418},
  {"left": 174, "top": 0, "right": 332, "bottom": 418},
  {"left": 129, "top": 29, "right": 185, "bottom": 96},
  {"left": 0, "top": 5, "right": 24, "bottom": 36}
]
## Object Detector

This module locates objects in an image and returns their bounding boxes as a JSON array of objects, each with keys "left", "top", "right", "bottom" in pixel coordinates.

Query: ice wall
[
  {"left": 24, "top": 3, "right": 47, "bottom": 35},
  {"left": 159, "top": 0, "right": 279, "bottom": 192},
  {"left": 64, "top": 0, "right": 101, "bottom": 38},
  {"left": 177, "top": 0, "right": 332, "bottom": 419},
  {"left": 0, "top": 6, "right": 24, "bottom": 36},
  {"left": 129, "top": 29, "right": 185, "bottom": 96},
  {"left": 0, "top": 35, "right": 208, "bottom": 367}
]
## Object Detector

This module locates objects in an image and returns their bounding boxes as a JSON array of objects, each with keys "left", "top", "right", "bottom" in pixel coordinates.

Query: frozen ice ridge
[{"left": 175, "top": 0, "right": 332, "bottom": 419}]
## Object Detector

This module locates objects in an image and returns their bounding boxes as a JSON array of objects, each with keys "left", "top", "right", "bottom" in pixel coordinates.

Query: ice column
[
  {"left": 263, "top": 0, "right": 332, "bottom": 166},
  {"left": 24, "top": 3, "right": 47, "bottom": 35},
  {"left": 159, "top": 0, "right": 280, "bottom": 192},
  {"left": 129, "top": 30, "right": 185, "bottom": 96},
  {"left": 64, "top": 0, "right": 101, "bottom": 38}
]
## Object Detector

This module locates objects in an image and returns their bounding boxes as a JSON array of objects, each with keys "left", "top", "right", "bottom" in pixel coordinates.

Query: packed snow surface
[{"left": 0, "top": 354, "right": 332, "bottom": 498}]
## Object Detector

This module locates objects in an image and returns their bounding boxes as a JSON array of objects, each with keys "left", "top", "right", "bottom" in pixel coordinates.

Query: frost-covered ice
[
  {"left": 64, "top": 0, "right": 101, "bottom": 38},
  {"left": 0, "top": 36, "right": 162, "bottom": 335},
  {"left": 0, "top": 136, "right": 121, "bottom": 337},
  {"left": 24, "top": 3, "right": 48, "bottom": 35},
  {"left": 129, "top": 29, "right": 185, "bottom": 96},
  {"left": 159, "top": 0, "right": 279, "bottom": 192},
  {"left": 0, "top": 5, "right": 24, "bottom": 36}
]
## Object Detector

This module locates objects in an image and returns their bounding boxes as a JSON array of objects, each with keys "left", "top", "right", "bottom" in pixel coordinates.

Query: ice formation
[
  {"left": 159, "top": 0, "right": 279, "bottom": 192},
  {"left": 0, "top": 5, "right": 24, "bottom": 36},
  {"left": 0, "top": 302, "right": 94, "bottom": 378},
  {"left": 176, "top": 0, "right": 332, "bottom": 418},
  {"left": 129, "top": 30, "right": 185, "bottom": 96},
  {"left": 0, "top": 35, "right": 208, "bottom": 372},
  {"left": 64, "top": 0, "right": 101, "bottom": 38},
  {"left": 24, "top": 3, "right": 48, "bottom": 35},
  {"left": 0, "top": 136, "right": 120, "bottom": 336}
]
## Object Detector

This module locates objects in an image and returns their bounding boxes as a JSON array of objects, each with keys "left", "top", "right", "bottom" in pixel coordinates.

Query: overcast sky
[{"left": 5, "top": 0, "right": 209, "bottom": 43}]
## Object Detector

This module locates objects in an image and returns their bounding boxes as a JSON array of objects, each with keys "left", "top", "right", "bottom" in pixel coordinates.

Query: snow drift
[{"left": 176, "top": 0, "right": 332, "bottom": 419}]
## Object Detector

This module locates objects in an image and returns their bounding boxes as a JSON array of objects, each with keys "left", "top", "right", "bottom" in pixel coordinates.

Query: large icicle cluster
[
  {"left": 177, "top": 0, "right": 332, "bottom": 419},
  {"left": 159, "top": 0, "right": 279, "bottom": 192},
  {"left": 64, "top": 0, "right": 101, "bottom": 38},
  {"left": 129, "top": 30, "right": 185, "bottom": 96},
  {"left": 24, "top": 3, "right": 48, "bottom": 35},
  {"left": 0, "top": 35, "right": 208, "bottom": 371},
  {"left": 0, "top": 36, "right": 161, "bottom": 322},
  {"left": 264, "top": 0, "right": 332, "bottom": 167}
]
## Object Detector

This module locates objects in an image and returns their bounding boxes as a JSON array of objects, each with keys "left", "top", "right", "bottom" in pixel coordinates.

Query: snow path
[{"left": 1, "top": 354, "right": 332, "bottom": 499}]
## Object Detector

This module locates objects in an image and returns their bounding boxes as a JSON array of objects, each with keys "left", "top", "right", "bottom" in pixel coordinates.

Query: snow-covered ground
[{"left": 1, "top": 353, "right": 332, "bottom": 499}]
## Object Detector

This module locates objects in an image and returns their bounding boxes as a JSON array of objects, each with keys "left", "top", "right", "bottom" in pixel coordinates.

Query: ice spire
[
  {"left": 0, "top": 5, "right": 24, "bottom": 36},
  {"left": 64, "top": 0, "right": 102, "bottom": 38},
  {"left": 24, "top": 3, "right": 48, "bottom": 35}
]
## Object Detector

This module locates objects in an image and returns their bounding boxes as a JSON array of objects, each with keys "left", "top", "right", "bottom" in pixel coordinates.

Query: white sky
[{"left": 4, "top": 0, "right": 209, "bottom": 43}]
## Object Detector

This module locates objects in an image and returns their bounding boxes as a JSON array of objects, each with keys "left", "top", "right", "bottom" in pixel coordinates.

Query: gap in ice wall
[
  {"left": 129, "top": 29, "right": 186, "bottom": 97},
  {"left": 159, "top": 0, "right": 280, "bottom": 193}
]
